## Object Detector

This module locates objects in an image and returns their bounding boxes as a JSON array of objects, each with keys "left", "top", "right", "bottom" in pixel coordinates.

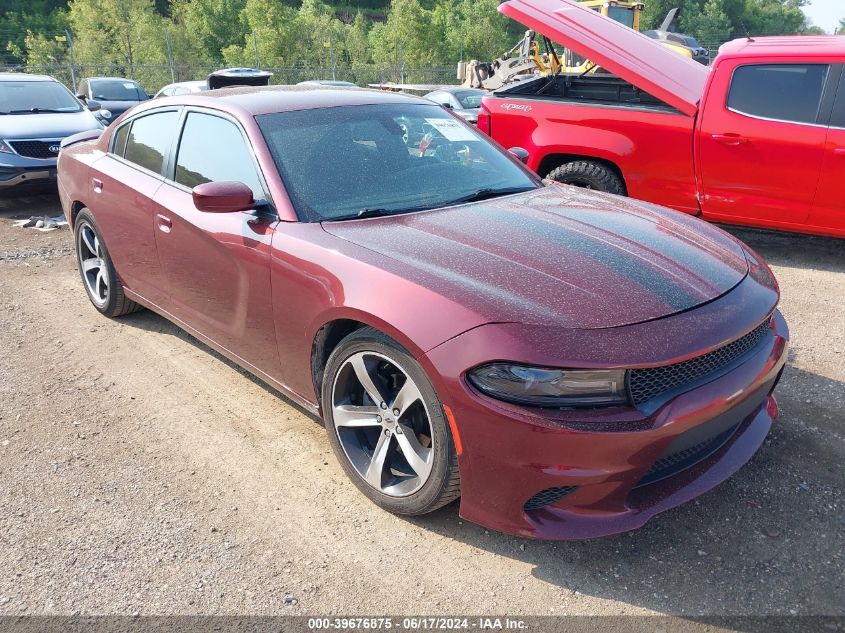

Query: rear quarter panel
[
  {"left": 57, "top": 140, "right": 102, "bottom": 224},
  {"left": 485, "top": 97, "right": 699, "bottom": 214}
]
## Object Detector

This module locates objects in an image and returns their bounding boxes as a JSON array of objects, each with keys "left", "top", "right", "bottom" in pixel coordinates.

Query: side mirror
[
  {"left": 86, "top": 99, "right": 102, "bottom": 112},
  {"left": 508, "top": 147, "right": 530, "bottom": 164},
  {"left": 192, "top": 181, "right": 255, "bottom": 213}
]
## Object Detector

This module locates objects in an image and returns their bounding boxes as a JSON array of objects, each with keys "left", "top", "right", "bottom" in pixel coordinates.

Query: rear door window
[
  {"left": 123, "top": 111, "right": 180, "bottom": 175},
  {"left": 727, "top": 63, "right": 829, "bottom": 125}
]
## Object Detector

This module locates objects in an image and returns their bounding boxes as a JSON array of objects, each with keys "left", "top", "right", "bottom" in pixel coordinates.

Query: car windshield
[
  {"left": 455, "top": 91, "right": 483, "bottom": 109},
  {"left": 257, "top": 103, "right": 538, "bottom": 221},
  {"left": 0, "top": 80, "right": 82, "bottom": 114},
  {"left": 90, "top": 79, "right": 144, "bottom": 101}
]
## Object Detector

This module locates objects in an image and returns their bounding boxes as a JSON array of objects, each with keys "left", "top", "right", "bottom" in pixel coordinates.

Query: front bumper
[
  {"left": 425, "top": 307, "right": 788, "bottom": 540},
  {"left": 0, "top": 157, "right": 57, "bottom": 189}
]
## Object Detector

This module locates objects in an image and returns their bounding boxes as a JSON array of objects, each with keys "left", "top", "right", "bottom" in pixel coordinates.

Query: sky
[{"left": 801, "top": 0, "right": 844, "bottom": 34}]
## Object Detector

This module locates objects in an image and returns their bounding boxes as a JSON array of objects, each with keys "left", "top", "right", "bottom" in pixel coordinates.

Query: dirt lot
[{"left": 0, "top": 192, "right": 842, "bottom": 619}]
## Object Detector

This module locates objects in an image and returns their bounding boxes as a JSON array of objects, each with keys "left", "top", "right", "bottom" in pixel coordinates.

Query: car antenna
[{"left": 741, "top": 20, "right": 754, "bottom": 42}]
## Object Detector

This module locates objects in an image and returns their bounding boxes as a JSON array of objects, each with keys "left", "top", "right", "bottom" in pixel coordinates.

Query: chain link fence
[{"left": 0, "top": 60, "right": 461, "bottom": 94}]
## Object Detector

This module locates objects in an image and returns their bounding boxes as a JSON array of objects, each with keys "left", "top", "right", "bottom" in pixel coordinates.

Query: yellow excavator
[{"left": 460, "top": 1, "right": 702, "bottom": 90}]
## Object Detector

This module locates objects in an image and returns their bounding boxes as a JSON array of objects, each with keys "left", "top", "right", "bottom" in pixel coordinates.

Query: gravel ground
[{"left": 0, "top": 192, "right": 842, "bottom": 619}]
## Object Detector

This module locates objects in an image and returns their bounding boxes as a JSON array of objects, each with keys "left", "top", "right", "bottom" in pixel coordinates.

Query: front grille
[
  {"left": 635, "top": 423, "right": 739, "bottom": 488},
  {"left": 524, "top": 486, "right": 577, "bottom": 511},
  {"left": 628, "top": 318, "right": 772, "bottom": 407},
  {"left": 8, "top": 140, "right": 60, "bottom": 159}
]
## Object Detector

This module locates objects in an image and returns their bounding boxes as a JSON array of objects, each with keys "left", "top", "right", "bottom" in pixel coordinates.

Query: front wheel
[
  {"left": 546, "top": 160, "right": 626, "bottom": 195},
  {"left": 322, "top": 327, "right": 460, "bottom": 515}
]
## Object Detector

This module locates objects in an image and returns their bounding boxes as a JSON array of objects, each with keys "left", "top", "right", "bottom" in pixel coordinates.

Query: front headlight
[
  {"left": 0, "top": 139, "right": 14, "bottom": 154},
  {"left": 468, "top": 363, "right": 628, "bottom": 407}
]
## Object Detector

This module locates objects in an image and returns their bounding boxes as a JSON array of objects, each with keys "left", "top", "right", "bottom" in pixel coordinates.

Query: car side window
[
  {"left": 727, "top": 63, "right": 829, "bottom": 125},
  {"left": 123, "top": 111, "right": 180, "bottom": 175},
  {"left": 174, "top": 112, "right": 265, "bottom": 199},
  {"left": 112, "top": 123, "right": 130, "bottom": 157}
]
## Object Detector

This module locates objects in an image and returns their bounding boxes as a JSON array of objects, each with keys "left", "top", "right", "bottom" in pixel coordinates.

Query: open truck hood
[{"left": 499, "top": 0, "right": 709, "bottom": 116}]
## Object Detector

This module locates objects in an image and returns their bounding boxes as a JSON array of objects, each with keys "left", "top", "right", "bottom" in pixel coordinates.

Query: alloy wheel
[
  {"left": 331, "top": 351, "right": 435, "bottom": 497},
  {"left": 77, "top": 223, "right": 109, "bottom": 307}
]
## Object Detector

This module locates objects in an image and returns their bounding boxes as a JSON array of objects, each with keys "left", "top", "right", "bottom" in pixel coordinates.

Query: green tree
[
  {"left": 456, "top": 0, "right": 516, "bottom": 61},
  {"left": 371, "top": 0, "right": 438, "bottom": 68},
  {"left": 169, "top": 0, "right": 246, "bottom": 64},
  {"left": 684, "top": 0, "right": 732, "bottom": 43},
  {"left": 222, "top": 0, "right": 300, "bottom": 67},
  {"left": 68, "top": 0, "right": 167, "bottom": 70},
  {"left": 742, "top": 0, "right": 809, "bottom": 36},
  {"left": 1, "top": 0, "right": 68, "bottom": 63}
]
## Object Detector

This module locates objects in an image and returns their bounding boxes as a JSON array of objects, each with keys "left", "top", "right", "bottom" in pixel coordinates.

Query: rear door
[
  {"left": 810, "top": 64, "right": 845, "bottom": 235},
  {"left": 697, "top": 60, "right": 832, "bottom": 227},
  {"left": 87, "top": 109, "right": 180, "bottom": 306},
  {"left": 152, "top": 108, "right": 281, "bottom": 377}
]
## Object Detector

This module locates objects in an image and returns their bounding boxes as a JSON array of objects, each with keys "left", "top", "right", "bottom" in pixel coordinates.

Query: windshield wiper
[
  {"left": 447, "top": 186, "right": 536, "bottom": 206},
  {"left": 5, "top": 108, "right": 76, "bottom": 114}
]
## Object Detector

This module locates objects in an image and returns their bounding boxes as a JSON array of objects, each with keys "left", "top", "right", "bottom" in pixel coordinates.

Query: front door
[
  {"left": 152, "top": 109, "right": 281, "bottom": 377},
  {"left": 698, "top": 61, "right": 830, "bottom": 227}
]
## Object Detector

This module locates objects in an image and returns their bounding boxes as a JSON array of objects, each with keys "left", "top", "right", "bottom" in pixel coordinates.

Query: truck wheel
[{"left": 546, "top": 161, "right": 626, "bottom": 195}]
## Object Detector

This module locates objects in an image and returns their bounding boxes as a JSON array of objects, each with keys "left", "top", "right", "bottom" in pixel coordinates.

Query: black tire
[
  {"left": 546, "top": 160, "right": 626, "bottom": 195},
  {"left": 73, "top": 208, "right": 142, "bottom": 318},
  {"left": 321, "top": 327, "right": 460, "bottom": 515}
]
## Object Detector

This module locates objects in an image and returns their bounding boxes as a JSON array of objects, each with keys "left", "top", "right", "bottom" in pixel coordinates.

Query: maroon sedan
[{"left": 57, "top": 86, "right": 788, "bottom": 539}]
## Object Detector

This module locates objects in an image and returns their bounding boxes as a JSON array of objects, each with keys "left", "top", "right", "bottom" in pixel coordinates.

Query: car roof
[
  {"left": 0, "top": 72, "right": 57, "bottom": 82},
  {"left": 431, "top": 87, "right": 485, "bottom": 95},
  {"left": 154, "top": 85, "right": 432, "bottom": 116},
  {"left": 160, "top": 80, "right": 207, "bottom": 89},
  {"left": 719, "top": 36, "right": 845, "bottom": 59},
  {"left": 86, "top": 76, "right": 141, "bottom": 83}
]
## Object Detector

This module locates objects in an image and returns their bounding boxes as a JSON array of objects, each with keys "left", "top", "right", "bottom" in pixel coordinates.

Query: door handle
[
  {"left": 711, "top": 133, "right": 749, "bottom": 145},
  {"left": 92, "top": 178, "right": 103, "bottom": 193},
  {"left": 156, "top": 213, "right": 172, "bottom": 234},
  {"left": 833, "top": 148, "right": 845, "bottom": 156}
]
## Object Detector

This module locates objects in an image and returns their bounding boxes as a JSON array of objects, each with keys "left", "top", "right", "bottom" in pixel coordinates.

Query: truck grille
[
  {"left": 628, "top": 318, "right": 772, "bottom": 407},
  {"left": 8, "top": 140, "right": 61, "bottom": 159}
]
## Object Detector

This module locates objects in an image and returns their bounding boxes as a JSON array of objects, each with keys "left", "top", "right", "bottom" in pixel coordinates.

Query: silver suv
[{"left": 0, "top": 73, "right": 103, "bottom": 192}]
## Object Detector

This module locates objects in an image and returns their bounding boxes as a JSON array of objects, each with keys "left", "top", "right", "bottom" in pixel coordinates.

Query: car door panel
[
  {"left": 152, "top": 109, "right": 281, "bottom": 377},
  {"left": 90, "top": 157, "right": 167, "bottom": 305},
  {"left": 88, "top": 107, "right": 183, "bottom": 307},
  {"left": 698, "top": 60, "right": 830, "bottom": 226},
  {"left": 810, "top": 66, "right": 845, "bottom": 235},
  {"left": 152, "top": 185, "right": 281, "bottom": 376}
]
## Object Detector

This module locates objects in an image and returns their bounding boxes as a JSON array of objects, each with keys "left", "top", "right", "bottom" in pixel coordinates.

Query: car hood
[
  {"left": 499, "top": 0, "right": 708, "bottom": 116},
  {"left": 321, "top": 186, "right": 749, "bottom": 329},
  {"left": 0, "top": 110, "right": 102, "bottom": 140}
]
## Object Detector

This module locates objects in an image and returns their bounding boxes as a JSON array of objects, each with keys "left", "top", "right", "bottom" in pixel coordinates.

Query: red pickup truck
[{"left": 480, "top": 0, "right": 845, "bottom": 238}]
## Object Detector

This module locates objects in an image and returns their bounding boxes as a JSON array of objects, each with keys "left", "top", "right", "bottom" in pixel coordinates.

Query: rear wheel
[
  {"left": 322, "top": 327, "right": 460, "bottom": 515},
  {"left": 546, "top": 160, "right": 626, "bottom": 195},
  {"left": 74, "top": 209, "right": 141, "bottom": 317}
]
